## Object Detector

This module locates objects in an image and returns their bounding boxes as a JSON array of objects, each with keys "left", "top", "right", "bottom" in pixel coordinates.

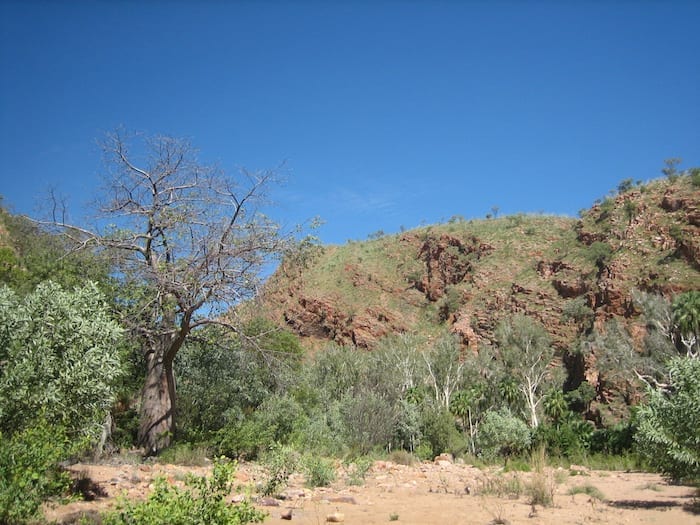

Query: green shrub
[
  {"left": 568, "top": 483, "right": 606, "bottom": 501},
  {"left": 158, "top": 442, "right": 212, "bottom": 466},
  {"left": 587, "top": 241, "right": 613, "bottom": 268},
  {"left": 345, "top": 456, "right": 374, "bottom": 486},
  {"left": 534, "top": 418, "right": 593, "bottom": 457},
  {"left": 0, "top": 422, "right": 73, "bottom": 524},
  {"left": 636, "top": 357, "right": 700, "bottom": 482},
  {"left": 103, "top": 457, "right": 265, "bottom": 525},
  {"left": 340, "top": 391, "right": 396, "bottom": 455},
  {"left": 260, "top": 444, "right": 300, "bottom": 496},
  {"left": 215, "top": 394, "right": 306, "bottom": 459},
  {"left": 690, "top": 167, "right": 700, "bottom": 187},
  {"left": 420, "top": 406, "right": 466, "bottom": 459},
  {"left": 0, "top": 282, "right": 124, "bottom": 442},
  {"left": 589, "top": 421, "right": 635, "bottom": 455},
  {"left": 292, "top": 400, "right": 347, "bottom": 457},
  {"left": 302, "top": 454, "right": 336, "bottom": 488},
  {"left": 476, "top": 408, "right": 531, "bottom": 462}
]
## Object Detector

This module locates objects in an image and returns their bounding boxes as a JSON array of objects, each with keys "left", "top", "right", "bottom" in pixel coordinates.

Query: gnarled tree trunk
[{"left": 138, "top": 343, "right": 177, "bottom": 455}]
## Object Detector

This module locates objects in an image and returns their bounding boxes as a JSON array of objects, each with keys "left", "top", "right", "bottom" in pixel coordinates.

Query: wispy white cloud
[{"left": 331, "top": 186, "right": 396, "bottom": 215}]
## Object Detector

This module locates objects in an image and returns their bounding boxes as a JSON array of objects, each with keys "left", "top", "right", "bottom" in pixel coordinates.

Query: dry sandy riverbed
[{"left": 44, "top": 457, "right": 699, "bottom": 525}]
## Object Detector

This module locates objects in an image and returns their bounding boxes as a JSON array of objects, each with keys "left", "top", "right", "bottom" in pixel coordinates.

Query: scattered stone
[
  {"left": 328, "top": 495, "right": 357, "bottom": 504},
  {"left": 280, "top": 488, "right": 308, "bottom": 500},
  {"left": 326, "top": 511, "right": 345, "bottom": 522},
  {"left": 259, "top": 497, "right": 281, "bottom": 507},
  {"left": 434, "top": 453, "right": 454, "bottom": 464},
  {"left": 569, "top": 465, "right": 590, "bottom": 476},
  {"left": 230, "top": 494, "right": 246, "bottom": 503},
  {"left": 280, "top": 508, "right": 293, "bottom": 520}
]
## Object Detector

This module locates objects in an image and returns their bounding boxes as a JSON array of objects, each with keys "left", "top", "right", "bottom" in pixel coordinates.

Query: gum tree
[
  {"left": 495, "top": 315, "right": 558, "bottom": 428},
  {"left": 672, "top": 291, "right": 699, "bottom": 358},
  {"left": 43, "top": 131, "right": 289, "bottom": 453}
]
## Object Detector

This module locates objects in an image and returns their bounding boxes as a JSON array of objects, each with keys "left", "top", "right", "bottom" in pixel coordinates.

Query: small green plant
[
  {"left": 477, "top": 473, "right": 523, "bottom": 498},
  {"left": 102, "top": 457, "right": 266, "bottom": 525},
  {"left": 527, "top": 446, "right": 554, "bottom": 507},
  {"left": 345, "top": 456, "right": 373, "bottom": 486},
  {"left": 260, "top": 444, "right": 299, "bottom": 496},
  {"left": 389, "top": 512, "right": 400, "bottom": 521},
  {"left": 554, "top": 469, "right": 569, "bottom": 485},
  {"left": 504, "top": 457, "right": 531, "bottom": 472},
  {"left": 690, "top": 167, "right": 700, "bottom": 187},
  {"left": 617, "top": 178, "right": 635, "bottom": 194},
  {"left": 303, "top": 454, "right": 336, "bottom": 488},
  {"left": 158, "top": 442, "right": 211, "bottom": 466},
  {"left": 662, "top": 157, "right": 682, "bottom": 181},
  {"left": 568, "top": 483, "right": 606, "bottom": 501}
]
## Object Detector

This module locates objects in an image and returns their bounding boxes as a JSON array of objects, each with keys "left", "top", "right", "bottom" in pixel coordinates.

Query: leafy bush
[
  {"left": 0, "top": 422, "right": 73, "bottom": 524},
  {"left": 215, "top": 394, "right": 306, "bottom": 459},
  {"left": 176, "top": 321, "right": 302, "bottom": 442},
  {"left": 534, "top": 418, "right": 593, "bottom": 458},
  {"left": 587, "top": 241, "right": 613, "bottom": 268},
  {"left": 103, "top": 458, "right": 266, "bottom": 525},
  {"left": 340, "top": 391, "right": 396, "bottom": 455},
  {"left": 294, "top": 402, "right": 346, "bottom": 457},
  {"left": 636, "top": 357, "right": 700, "bottom": 482},
  {"left": 476, "top": 408, "right": 531, "bottom": 462},
  {"left": 302, "top": 454, "right": 336, "bottom": 487},
  {"left": 690, "top": 167, "right": 700, "bottom": 187},
  {"left": 0, "top": 282, "right": 124, "bottom": 441},
  {"left": 344, "top": 456, "right": 374, "bottom": 486},
  {"left": 419, "top": 406, "right": 466, "bottom": 459},
  {"left": 589, "top": 421, "right": 635, "bottom": 455},
  {"left": 260, "top": 444, "right": 300, "bottom": 496},
  {"left": 392, "top": 398, "right": 422, "bottom": 453}
]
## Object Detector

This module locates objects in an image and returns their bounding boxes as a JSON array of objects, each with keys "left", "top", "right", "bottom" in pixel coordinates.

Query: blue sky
[{"left": 1, "top": 1, "right": 699, "bottom": 245}]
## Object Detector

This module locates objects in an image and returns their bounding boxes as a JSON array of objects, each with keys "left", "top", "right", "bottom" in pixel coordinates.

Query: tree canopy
[{"left": 44, "top": 130, "right": 291, "bottom": 453}]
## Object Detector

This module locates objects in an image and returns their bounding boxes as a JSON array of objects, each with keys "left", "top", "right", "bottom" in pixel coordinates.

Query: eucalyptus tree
[
  {"left": 42, "top": 131, "right": 290, "bottom": 453},
  {"left": 422, "top": 333, "right": 465, "bottom": 410},
  {"left": 672, "top": 291, "right": 699, "bottom": 358},
  {"left": 495, "top": 315, "right": 558, "bottom": 428}
]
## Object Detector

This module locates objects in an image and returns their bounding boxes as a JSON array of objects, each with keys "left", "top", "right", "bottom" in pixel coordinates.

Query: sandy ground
[{"left": 43, "top": 457, "right": 699, "bottom": 525}]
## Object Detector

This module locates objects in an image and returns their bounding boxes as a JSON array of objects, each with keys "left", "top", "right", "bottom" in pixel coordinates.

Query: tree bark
[{"left": 138, "top": 343, "right": 176, "bottom": 455}]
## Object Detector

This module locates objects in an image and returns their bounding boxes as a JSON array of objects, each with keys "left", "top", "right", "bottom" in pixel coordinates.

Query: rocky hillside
[{"left": 260, "top": 176, "right": 699, "bottom": 356}]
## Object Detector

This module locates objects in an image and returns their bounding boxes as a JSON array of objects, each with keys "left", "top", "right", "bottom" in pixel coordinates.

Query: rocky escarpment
[{"left": 260, "top": 177, "right": 699, "bottom": 362}]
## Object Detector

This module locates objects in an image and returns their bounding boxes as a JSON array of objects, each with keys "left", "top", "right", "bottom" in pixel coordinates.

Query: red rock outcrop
[{"left": 414, "top": 234, "right": 493, "bottom": 301}]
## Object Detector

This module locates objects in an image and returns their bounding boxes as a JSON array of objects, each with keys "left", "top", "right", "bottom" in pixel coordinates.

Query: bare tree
[{"left": 42, "top": 130, "right": 290, "bottom": 453}]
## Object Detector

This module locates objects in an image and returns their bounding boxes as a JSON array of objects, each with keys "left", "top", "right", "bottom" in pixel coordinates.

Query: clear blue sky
[{"left": 1, "top": 1, "right": 699, "bottom": 244}]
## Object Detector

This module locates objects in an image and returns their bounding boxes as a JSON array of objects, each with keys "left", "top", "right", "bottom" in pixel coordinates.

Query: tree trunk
[{"left": 138, "top": 343, "right": 176, "bottom": 455}]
